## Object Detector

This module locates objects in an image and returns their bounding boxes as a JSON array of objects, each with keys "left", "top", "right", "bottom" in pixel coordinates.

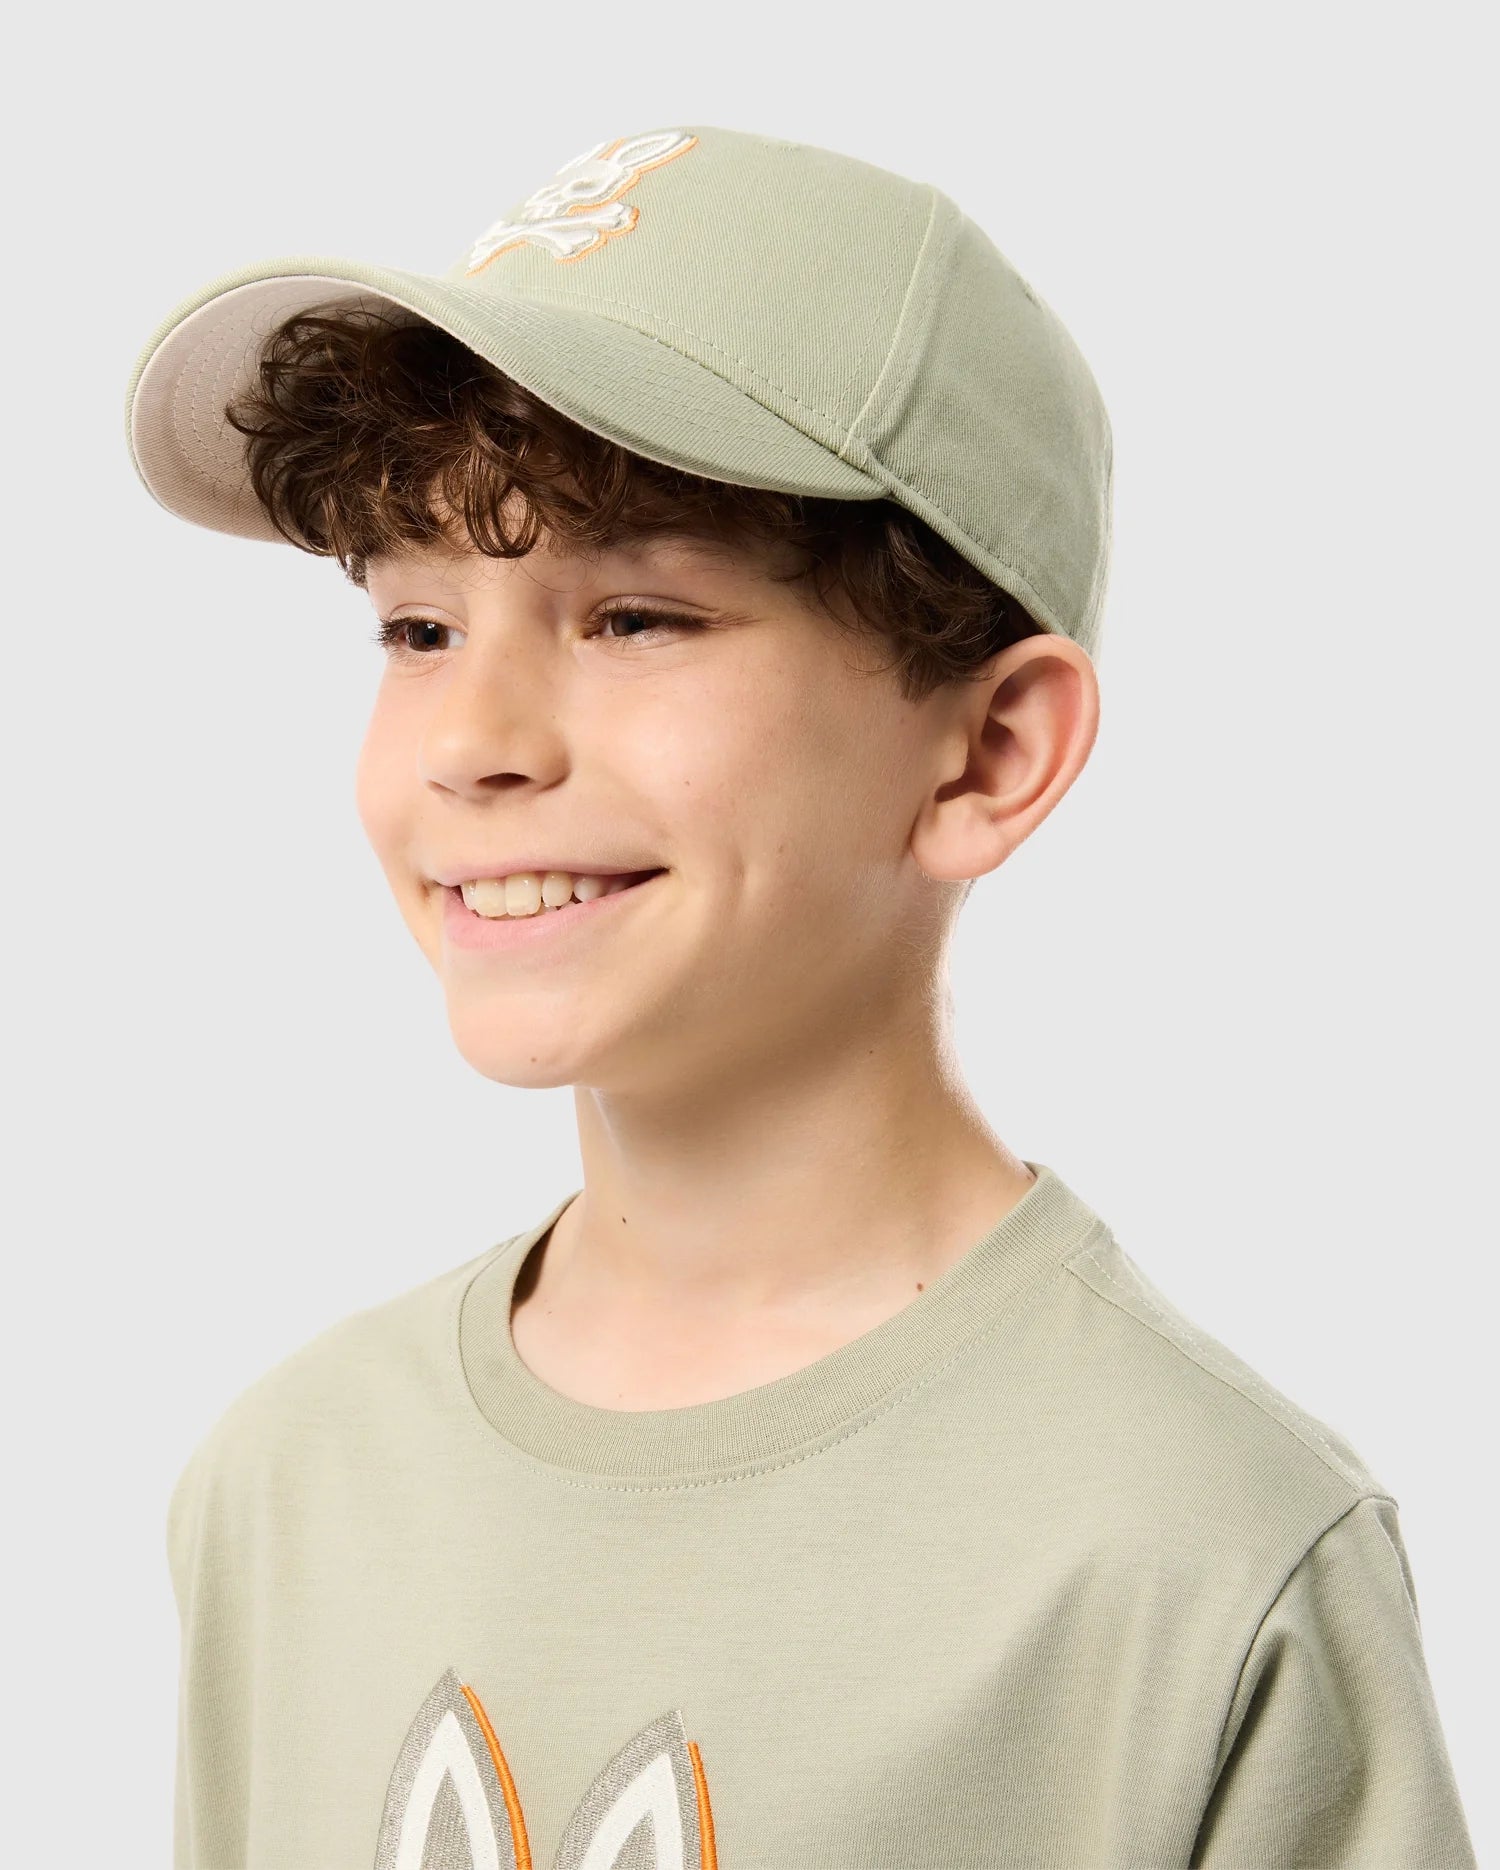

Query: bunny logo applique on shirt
[
  {"left": 463, "top": 130, "right": 699, "bottom": 273},
  {"left": 373, "top": 1666, "right": 719, "bottom": 1869}
]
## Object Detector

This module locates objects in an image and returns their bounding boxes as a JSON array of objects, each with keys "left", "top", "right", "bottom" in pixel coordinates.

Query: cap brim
[{"left": 124, "top": 256, "right": 884, "bottom": 543}]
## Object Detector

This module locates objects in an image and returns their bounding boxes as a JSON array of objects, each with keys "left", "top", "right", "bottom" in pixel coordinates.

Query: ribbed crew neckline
[{"left": 458, "top": 1159, "right": 1106, "bottom": 1484}]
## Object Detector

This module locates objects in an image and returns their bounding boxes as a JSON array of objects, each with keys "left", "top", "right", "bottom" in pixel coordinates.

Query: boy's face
[{"left": 356, "top": 511, "right": 971, "bottom": 1096}]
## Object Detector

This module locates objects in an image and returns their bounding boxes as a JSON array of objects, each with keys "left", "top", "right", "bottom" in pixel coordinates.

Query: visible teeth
[
  {"left": 506, "top": 874, "right": 541, "bottom": 918},
  {"left": 459, "top": 871, "right": 642, "bottom": 918}
]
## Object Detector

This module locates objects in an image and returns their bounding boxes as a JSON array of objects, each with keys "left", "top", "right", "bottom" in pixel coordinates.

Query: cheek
[
  {"left": 650, "top": 671, "right": 898, "bottom": 888},
  {"left": 629, "top": 696, "right": 793, "bottom": 859},
  {"left": 749, "top": 683, "right": 903, "bottom": 848}
]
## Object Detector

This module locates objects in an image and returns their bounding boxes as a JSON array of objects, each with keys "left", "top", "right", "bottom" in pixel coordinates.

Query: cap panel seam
[
  {"left": 840, "top": 185, "right": 950, "bottom": 460},
  {"left": 832, "top": 191, "right": 1089, "bottom": 638}
]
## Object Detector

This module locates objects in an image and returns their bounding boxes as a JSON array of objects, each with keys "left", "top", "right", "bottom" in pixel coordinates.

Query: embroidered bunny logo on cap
[
  {"left": 373, "top": 1666, "right": 719, "bottom": 1869},
  {"left": 464, "top": 131, "right": 699, "bottom": 272}
]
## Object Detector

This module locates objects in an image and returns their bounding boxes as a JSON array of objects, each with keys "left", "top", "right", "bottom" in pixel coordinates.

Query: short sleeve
[{"left": 1191, "top": 1495, "right": 1477, "bottom": 1868}]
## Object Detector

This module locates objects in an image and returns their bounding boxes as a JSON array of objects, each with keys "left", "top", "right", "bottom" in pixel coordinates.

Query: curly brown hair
[{"left": 222, "top": 301, "right": 1048, "bottom": 705}]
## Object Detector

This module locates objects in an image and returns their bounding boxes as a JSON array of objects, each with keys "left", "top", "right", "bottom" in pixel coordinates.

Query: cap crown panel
[{"left": 440, "top": 125, "right": 931, "bottom": 444}]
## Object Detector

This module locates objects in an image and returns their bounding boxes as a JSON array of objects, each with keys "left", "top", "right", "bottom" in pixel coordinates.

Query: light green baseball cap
[{"left": 123, "top": 124, "right": 1113, "bottom": 660}]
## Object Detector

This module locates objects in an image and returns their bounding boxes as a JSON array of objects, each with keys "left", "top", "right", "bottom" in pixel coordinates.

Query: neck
[{"left": 531, "top": 1007, "right": 1035, "bottom": 1331}]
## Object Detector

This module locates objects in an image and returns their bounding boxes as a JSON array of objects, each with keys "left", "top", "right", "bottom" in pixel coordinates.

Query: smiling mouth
[{"left": 444, "top": 869, "right": 667, "bottom": 921}]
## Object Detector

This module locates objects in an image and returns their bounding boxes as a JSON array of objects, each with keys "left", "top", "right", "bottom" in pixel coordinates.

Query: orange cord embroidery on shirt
[
  {"left": 374, "top": 1664, "right": 719, "bottom": 1868},
  {"left": 688, "top": 1739, "right": 719, "bottom": 1869},
  {"left": 462, "top": 1681, "right": 533, "bottom": 1870}
]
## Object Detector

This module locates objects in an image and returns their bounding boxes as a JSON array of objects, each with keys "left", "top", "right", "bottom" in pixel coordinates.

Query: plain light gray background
[{"left": 6, "top": 1, "right": 1494, "bottom": 1862}]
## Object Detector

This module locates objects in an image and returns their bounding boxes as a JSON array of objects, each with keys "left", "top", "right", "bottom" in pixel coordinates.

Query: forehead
[{"left": 363, "top": 527, "right": 773, "bottom": 586}]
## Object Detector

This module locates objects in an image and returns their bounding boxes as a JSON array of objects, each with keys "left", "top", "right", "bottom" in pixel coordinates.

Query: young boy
[{"left": 124, "top": 126, "right": 1477, "bottom": 1870}]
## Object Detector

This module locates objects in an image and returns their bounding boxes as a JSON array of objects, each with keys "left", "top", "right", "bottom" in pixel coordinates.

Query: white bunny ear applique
[
  {"left": 374, "top": 1667, "right": 719, "bottom": 1870},
  {"left": 551, "top": 1706, "right": 717, "bottom": 1870},
  {"left": 373, "top": 1667, "right": 527, "bottom": 1870}
]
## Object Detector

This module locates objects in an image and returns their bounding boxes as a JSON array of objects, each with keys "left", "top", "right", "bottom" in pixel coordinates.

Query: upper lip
[{"left": 432, "top": 859, "right": 666, "bottom": 887}]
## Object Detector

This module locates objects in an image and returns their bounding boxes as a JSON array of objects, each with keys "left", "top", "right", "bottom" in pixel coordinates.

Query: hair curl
[{"left": 222, "top": 302, "right": 1048, "bottom": 706}]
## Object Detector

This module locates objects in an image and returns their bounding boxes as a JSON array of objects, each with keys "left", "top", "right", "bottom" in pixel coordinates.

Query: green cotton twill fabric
[{"left": 165, "top": 1161, "right": 1478, "bottom": 1869}]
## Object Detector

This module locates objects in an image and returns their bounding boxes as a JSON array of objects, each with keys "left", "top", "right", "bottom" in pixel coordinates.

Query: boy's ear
[{"left": 909, "top": 634, "right": 1100, "bottom": 886}]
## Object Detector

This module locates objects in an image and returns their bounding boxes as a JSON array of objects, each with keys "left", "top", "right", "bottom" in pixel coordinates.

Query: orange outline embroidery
[
  {"left": 376, "top": 1666, "right": 719, "bottom": 1868},
  {"left": 462, "top": 1681, "right": 533, "bottom": 1869},
  {"left": 688, "top": 1739, "right": 719, "bottom": 1869}
]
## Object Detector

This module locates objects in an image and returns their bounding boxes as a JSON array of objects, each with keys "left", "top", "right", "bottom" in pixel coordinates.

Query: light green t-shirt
[{"left": 167, "top": 1160, "right": 1477, "bottom": 1868}]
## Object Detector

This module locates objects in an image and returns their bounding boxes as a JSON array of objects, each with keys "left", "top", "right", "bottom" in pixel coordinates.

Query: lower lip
[{"left": 439, "top": 872, "right": 666, "bottom": 952}]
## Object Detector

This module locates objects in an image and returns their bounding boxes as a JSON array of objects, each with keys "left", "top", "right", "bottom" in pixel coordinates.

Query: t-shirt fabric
[{"left": 166, "top": 1160, "right": 1478, "bottom": 1868}]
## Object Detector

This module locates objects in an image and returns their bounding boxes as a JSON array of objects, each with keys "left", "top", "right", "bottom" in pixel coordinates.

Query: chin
[{"left": 444, "top": 1019, "right": 584, "bottom": 1091}]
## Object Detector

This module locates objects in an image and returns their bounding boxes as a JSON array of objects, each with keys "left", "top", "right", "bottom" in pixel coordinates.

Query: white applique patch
[{"left": 464, "top": 130, "right": 699, "bottom": 271}]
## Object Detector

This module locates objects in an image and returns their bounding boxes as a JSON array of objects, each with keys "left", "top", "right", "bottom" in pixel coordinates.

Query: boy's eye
[
  {"left": 590, "top": 603, "right": 700, "bottom": 643},
  {"left": 371, "top": 617, "right": 460, "bottom": 656},
  {"left": 370, "top": 605, "right": 700, "bottom": 658}
]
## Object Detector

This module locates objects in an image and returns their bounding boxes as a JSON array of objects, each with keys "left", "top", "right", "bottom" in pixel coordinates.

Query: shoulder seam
[
  {"left": 1203, "top": 1491, "right": 1397, "bottom": 1789},
  {"left": 1062, "top": 1237, "right": 1381, "bottom": 1500}
]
